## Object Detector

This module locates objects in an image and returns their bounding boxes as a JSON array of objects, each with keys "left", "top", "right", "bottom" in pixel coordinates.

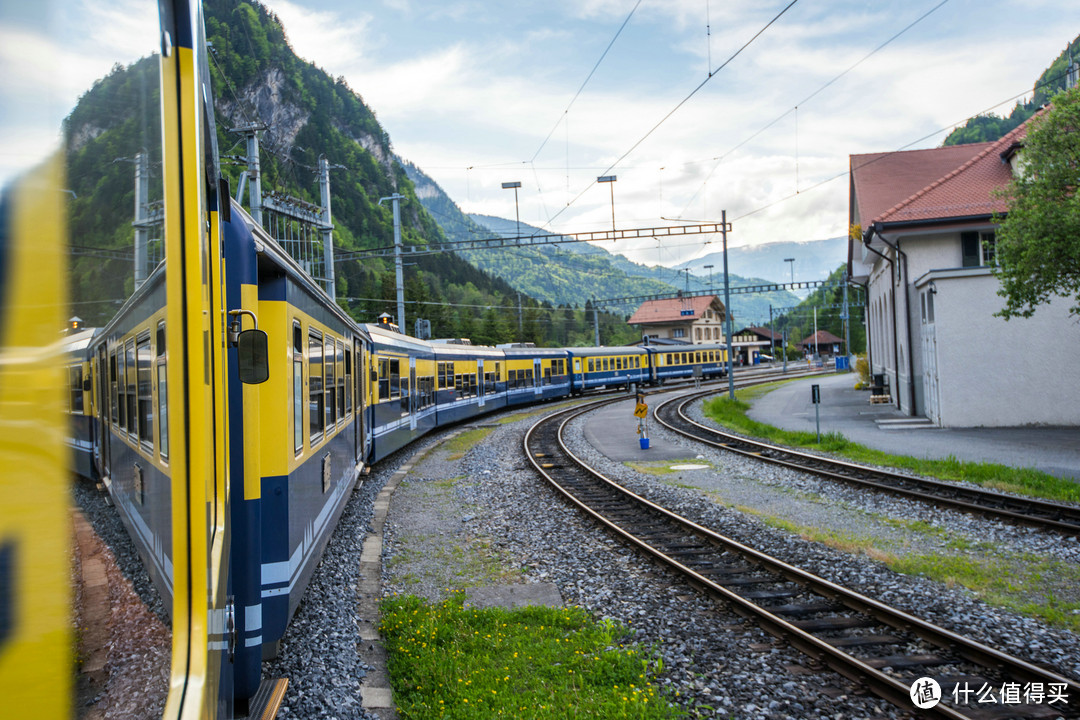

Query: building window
[
  {"left": 673, "top": 328, "right": 685, "bottom": 338},
  {"left": 980, "top": 232, "right": 996, "bottom": 266}
]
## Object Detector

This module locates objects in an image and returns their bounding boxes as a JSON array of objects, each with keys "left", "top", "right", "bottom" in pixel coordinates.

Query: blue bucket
[{"left": 639, "top": 438, "right": 650, "bottom": 450}]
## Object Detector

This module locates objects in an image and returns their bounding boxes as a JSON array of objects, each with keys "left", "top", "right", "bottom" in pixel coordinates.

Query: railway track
[
  {"left": 524, "top": 401, "right": 1080, "bottom": 719},
  {"left": 654, "top": 390, "right": 1080, "bottom": 536}
]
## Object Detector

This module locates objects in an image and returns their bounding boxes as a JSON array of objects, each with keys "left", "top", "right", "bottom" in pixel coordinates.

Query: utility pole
[
  {"left": 231, "top": 123, "right": 267, "bottom": 225},
  {"left": 704, "top": 264, "right": 714, "bottom": 289},
  {"left": 722, "top": 210, "right": 734, "bottom": 399},
  {"left": 593, "top": 303, "right": 600, "bottom": 346},
  {"left": 379, "top": 193, "right": 406, "bottom": 332},
  {"left": 517, "top": 292, "right": 522, "bottom": 339},
  {"left": 841, "top": 279, "right": 850, "bottom": 361},
  {"left": 502, "top": 181, "right": 521, "bottom": 237},
  {"left": 769, "top": 305, "right": 775, "bottom": 365},
  {"left": 784, "top": 257, "right": 795, "bottom": 286},
  {"left": 133, "top": 152, "right": 149, "bottom": 291},
  {"left": 318, "top": 155, "right": 336, "bottom": 300},
  {"left": 597, "top": 175, "right": 617, "bottom": 233}
]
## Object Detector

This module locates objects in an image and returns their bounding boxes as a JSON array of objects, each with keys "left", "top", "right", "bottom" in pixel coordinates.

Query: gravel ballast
[{"left": 76, "top": 391, "right": 1080, "bottom": 719}]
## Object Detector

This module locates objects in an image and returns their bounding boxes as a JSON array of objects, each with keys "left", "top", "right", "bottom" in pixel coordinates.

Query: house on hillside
[
  {"left": 848, "top": 117, "right": 1080, "bottom": 427},
  {"left": 796, "top": 330, "right": 843, "bottom": 359},
  {"left": 628, "top": 295, "right": 727, "bottom": 345}
]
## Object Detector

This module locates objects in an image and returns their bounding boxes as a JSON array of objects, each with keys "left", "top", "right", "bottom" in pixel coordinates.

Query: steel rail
[
  {"left": 654, "top": 391, "right": 1080, "bottom": 535},
  {"left": 523, "top": 402, "right": 1080, "bottom": 719}
]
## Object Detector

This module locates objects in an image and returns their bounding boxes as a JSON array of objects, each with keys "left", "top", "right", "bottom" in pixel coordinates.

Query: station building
[
  {"left": 848, "top": 118, "right": 1080, "bottom": 427},
  {"left": 628, "top": 295, "right": 727, "bottom": 345}
]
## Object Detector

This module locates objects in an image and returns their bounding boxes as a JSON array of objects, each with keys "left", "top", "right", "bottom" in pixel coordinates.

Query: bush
[{"left": 854, "top": 354, "right": 869, "bottom": 386}]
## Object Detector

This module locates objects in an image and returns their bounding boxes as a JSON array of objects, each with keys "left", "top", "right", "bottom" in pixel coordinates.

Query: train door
[
  {"left": 353, "top": 338, "right": 365, "bottom": 463},
  {"left": 533, "top": 357, "right": 542, "bottom": 396},
  {"left": 95, "top": 345, "right": 110, "bottom": 479},
  {"left": 477, "top": 359, "right": 485, "bottom": 407},
  {"left": 409, "top": 358, "right": 418, "bottom": 431}
]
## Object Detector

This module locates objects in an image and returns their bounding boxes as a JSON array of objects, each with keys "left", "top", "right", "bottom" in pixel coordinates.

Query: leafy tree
[{"left": 993, "top": 86, "right": 1080, "bottom": 319}]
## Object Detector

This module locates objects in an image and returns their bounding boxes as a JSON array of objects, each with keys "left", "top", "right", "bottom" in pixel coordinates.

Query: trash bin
[
  {"left": 639, "top": 438, "right": 650, "bottom": 450},
  {"left": 834, "top": 356, "right": 849, "bottom": 371}
]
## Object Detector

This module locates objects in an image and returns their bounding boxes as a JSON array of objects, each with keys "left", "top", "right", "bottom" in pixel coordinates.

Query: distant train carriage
[
  {"left": 568, "top": 346, "right": 649, "bottom": 394},
  {"left": 365, "top": 322, "right": 438, "bottom": 461},
  {"left": 501, "top": 345, "right": 570, "bottom": 406},
  {"left": 646, "top": 343, "right": 729, "bottom": 384},
  {"left": 63, "top": 327, "right": 97, "bottom": 480},
  {"left": 431, "top": 340, "right": 507, "bottom": 424},
  {"left": 87, "top": 264, "right": 176, "bottom": 606}
]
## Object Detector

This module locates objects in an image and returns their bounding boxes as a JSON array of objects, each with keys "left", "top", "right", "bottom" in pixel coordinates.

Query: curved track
[
  {"left": 525, "top": 401, "right": 1080, "bottom": 719},
  {"left": 654, "top": 390, "right": 1080, "bottom": 535}
]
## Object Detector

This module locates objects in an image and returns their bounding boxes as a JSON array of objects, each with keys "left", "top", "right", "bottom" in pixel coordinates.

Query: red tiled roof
[
  {"left": 628, "top": 295, "right": 723, "bottom": 325},
  {"left": 797, "top": 330, "right": 843, "bottom": 347},
  {"left": 850, "top": 143, "right": 991, "bottom": 229},
  {"left": 874, "top": 120, "right": 1033, "bottom": 225}
]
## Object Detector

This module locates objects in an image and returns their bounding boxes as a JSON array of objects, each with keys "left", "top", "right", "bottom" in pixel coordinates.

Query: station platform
[{"left": 747, "top": 372, "right": 1080, "bottom": 481}]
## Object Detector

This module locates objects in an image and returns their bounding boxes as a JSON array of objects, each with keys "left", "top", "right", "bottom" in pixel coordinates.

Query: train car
[
  {"left": 645, "top": 343, "right": 729, "bottom": 384},
  {"left": 568, "top": 346, "right": 649, "bottom": 394},
  {"left": 431, "top": 340, "right": 507, "bottom": 424},
  {"left": 501, "top": 345, "right": 571, "bottom": 406},
  {"left": 365, "top": 322, "right": 438, "bottom": 461},
  {"left": 223, "top": 202, "right": 367, "bottom": 707},
  {"left": 63, "top": 326, "right": 98, "bottom": 480}
]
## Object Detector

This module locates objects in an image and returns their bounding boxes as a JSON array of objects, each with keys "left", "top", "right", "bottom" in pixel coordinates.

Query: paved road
[{"left": 747, "top": 372, "right": 1080, "bottom": 481}]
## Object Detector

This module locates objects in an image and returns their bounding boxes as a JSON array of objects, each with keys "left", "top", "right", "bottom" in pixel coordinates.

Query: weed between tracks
[
  {"left": 702, "top": 393, "right": 1080, "bottom": 503},
  {"left": 380, "top": 593, "right": 682, "bottom": 719}
]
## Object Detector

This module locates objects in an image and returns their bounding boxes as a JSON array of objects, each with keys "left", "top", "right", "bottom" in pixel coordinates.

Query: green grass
[
  {"left": 444, "top": 427, "right": 496, "bottom": 460},
  {"left": 701, "top": 394, "right": 1080, "bottom": 503},
  {"left": 740, "top": 507, "right": 1080, "bottom": 630},
  {"left": 381, "top": 593, "right": 682, "bottom": 719},
  {"left": 890, "top": 554, "right": 1080, "bottom": 631}
]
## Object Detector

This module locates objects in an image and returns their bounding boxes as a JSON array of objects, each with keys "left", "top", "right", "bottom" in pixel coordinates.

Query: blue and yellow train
[{"left": 3, "top": 1, "right": 729, "bottom": 718}]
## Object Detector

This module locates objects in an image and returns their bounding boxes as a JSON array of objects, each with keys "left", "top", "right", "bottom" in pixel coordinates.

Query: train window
[
  {"left": 137, "top": 335, "right": 153, "bottom": 448},
  {"left": 681, "top": 352, "right": 688, "bottom": 364},
  {"left": 336, "top": 340, "right": 345, "bottom": 423},
  {"left": 293, "top": 322, "right": 303, "bottom": 454},
  {"left": 125, "top": 339, "right": 137, "bottom": 437},
  {"left": 325, "top": 337, "right": 335, "bottom": 428},
  {"left": 309, "top": 331, "right": 324, "bottom": 441},
  {"left": 543, "top": 366, "right": 551, "bottom": 385},
  {"left": 587, "top": 358, "right": 594, "bottom": 372},
  {"left": 345, "top": 347, "right": 353, "bottom": 416},
  {"left": 69, "top": 366, "right": 84, "bottom": 414},
  {"left": 157, "top": 361, "right": 169, "bottom": 461},
  {"left": 382, "top": 359, "right": 394, "bottom": 401},
  {"left": 156, "top": 324, "right": 166, "bottom": 357},
  {"left": 389, "top": 359, "right": 400, "bottom": 399},
  {"left": 116, "top": 349, "right": 126, "bottom": 430}
]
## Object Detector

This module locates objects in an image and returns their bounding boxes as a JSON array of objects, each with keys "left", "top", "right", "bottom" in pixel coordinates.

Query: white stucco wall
[{"left": 925, "top": 273, "right": 1080, "bottom": 426}]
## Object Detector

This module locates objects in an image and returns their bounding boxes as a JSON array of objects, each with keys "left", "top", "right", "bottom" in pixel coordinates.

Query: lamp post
[
  {"left": 597, "top": 175, "right": 617, "bottom": 233},
  {"left": 784, "top": 257, "right": 795, "bottom": 285},
  {"left": 501, "top": 181, "right": 521, "bottom": 237}
]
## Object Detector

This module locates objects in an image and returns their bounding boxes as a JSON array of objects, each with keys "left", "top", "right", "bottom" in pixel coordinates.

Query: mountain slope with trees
[
  {"left": 63, "top": 0, "right": 637, "bottom": 345},
  {"left": 943, "top": 34, "right": 1079, "bottom": 146}
]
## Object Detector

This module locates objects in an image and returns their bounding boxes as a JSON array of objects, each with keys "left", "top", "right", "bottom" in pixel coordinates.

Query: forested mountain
[
  {"left": 402, "top": 161, "right": 798, "bottom": 324},
  {"left": 943, "top": 34, "right": 1079, "bottom": 146},
  {"left": 62, "top": 0, "right": 637, "bottom": 346},
  {"left": 772, "top": 265, "right": 866, "bottom": 357}
]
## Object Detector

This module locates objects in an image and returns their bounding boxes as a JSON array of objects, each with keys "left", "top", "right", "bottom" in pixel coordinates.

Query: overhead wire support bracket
[
  {"left": 595, "top": 279, "right": 841, "bottom": 308},
  {"left": 336, "top": 222, "right": 731, "bottom": 261}
]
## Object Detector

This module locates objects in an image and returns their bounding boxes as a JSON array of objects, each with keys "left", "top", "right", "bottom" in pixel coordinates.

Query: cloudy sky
[
  {"left": 255, "top": 0, "right": 1079, "bottom": 267},
  {"left": 4, "top": 1, "right": 1077, "bottom": 270}
]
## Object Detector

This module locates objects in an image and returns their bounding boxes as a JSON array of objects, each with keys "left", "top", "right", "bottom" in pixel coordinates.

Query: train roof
[{"left": 566, "top": 346, "right": 648, "bottom": 357}]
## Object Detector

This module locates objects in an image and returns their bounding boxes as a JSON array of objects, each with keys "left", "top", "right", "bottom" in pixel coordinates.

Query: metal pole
[
  {"left": 593, "top": 303, "right": 600, "bottom": 346},
  {"left": 379, "top": 194, "right": 406, "bottom": 332},
  {"left": 769, "top": 305, "right": 775, "bottom": 366},
  {"left": 133, "top": 152, "right": 148, "bottom": 291},
  {"left": 842, "top": 279, "right": 850, "bottom": 360},
  {"left": 782, "top": 329, "right": 788, "bottom": 373},
  {"left": 722, "top": 210, "right": 735, "bottom": 399},
  {"left": 319, "top": 155, "right": 336, "bottom": 300},
  {"left": 247, "top": 130, "right": 262, "bottom": 226}
]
